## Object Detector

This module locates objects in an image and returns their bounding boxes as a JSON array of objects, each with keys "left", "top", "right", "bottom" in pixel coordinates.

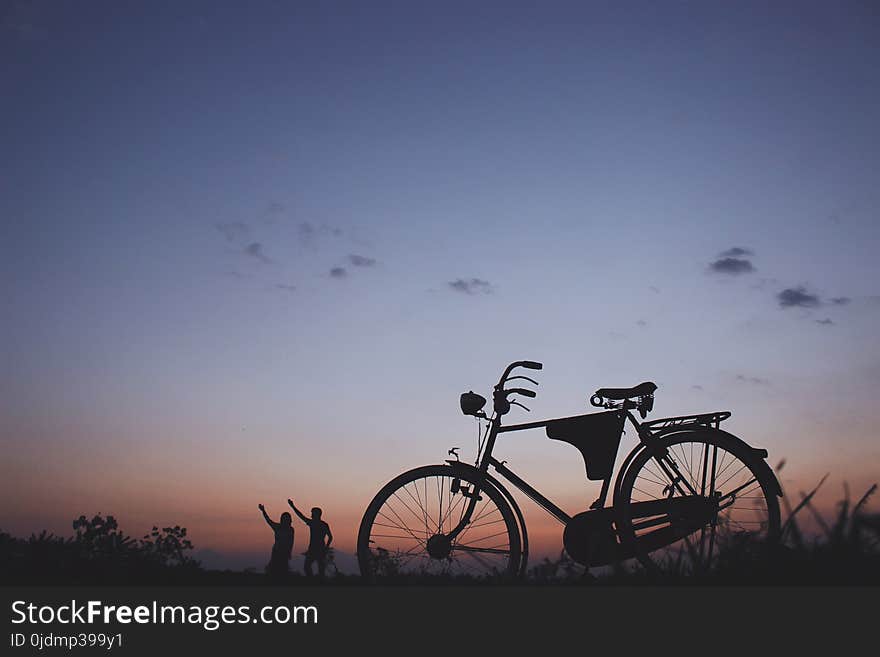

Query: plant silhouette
[
  {"left": 0, "top": 514, "right": 199, "bottom": 584},
  {"left": 0, "top": 487, "right": 879, "bottom": 585}
]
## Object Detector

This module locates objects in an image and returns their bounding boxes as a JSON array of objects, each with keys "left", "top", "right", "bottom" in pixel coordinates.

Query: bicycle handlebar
[
  {"left": 506, "top": 387, "right": 536, "bottom": 398},
  {"left": 487, "top": 360, "right": 544, "bottom": 417},
  {"left": 497, "top": 360, "right": 544, "bottom": 387}
]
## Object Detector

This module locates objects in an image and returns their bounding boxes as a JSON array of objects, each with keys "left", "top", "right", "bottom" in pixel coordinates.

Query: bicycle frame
[
  {"left": 444, "top": 407, "right": 652, "bottom": 540},
  {"left": 446, "top": 403, "right": 745, "bottom": 542}
]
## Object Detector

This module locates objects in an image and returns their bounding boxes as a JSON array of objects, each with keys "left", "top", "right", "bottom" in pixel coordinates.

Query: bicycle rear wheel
[
  {"left": 357, "top": 465, "right": 522, "bottom": 581},
  {"left": 614, "top": 430, "right": 780, "bottom": 576}
]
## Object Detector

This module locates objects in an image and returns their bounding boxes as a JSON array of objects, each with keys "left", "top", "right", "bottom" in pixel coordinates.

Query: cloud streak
[
  {"left": 709, "top": 257, "right": 755, "bottom": 275},
  {"left": 298, "top": 221, "right": 344, "bottom": 247},
  {"left": 260, "top": 201, "right": 286, "bottom": 224},
  {"left": 243, "top": 242, "right": 271, "bottom": 264},
  {"left": 719, "top": 247, "right": 753, "bottom": 258},
  {"left": 774, "top": 287, "right": 853, "bottom": 315},
  {"left": 736, "top": 374, "right": 770, "bottom": 385},
  {"left": 777, "top": 286, "right": 821, "bottom": 308},
  {"left": 449, "top": 278, "right": 493, "bottom": 295},
  {"left": 216, "top": 222, "right": 249, "bottom": 243},
  {"left": 348, "top": 254, "right": 376, "bottom": 267}
]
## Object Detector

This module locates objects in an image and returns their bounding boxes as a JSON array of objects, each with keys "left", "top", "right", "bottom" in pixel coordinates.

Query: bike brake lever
[
  {"left": 506, "top": 375, "right": 539, "bottom": 386},
  {"left": 509, "top": 400, "right": 531, "bottom": 412}
]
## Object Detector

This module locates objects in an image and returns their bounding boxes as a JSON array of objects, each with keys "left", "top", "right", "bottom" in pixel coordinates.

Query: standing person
[
  {"left": 258, "top": 504, "right": 294, "bottom": 580},
  {"left": 287, "top": 499, "right": 333, "bottom": 578}
]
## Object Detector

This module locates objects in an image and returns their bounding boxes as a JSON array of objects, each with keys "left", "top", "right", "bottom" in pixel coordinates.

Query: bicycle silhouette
[{"left": 357, "top": 360, "right": 782, "bottom": 579}]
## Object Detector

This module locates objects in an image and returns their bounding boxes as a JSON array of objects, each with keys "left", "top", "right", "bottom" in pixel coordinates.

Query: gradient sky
[{"left": 2, "top": 1, "right": 879, "bottom": 570}]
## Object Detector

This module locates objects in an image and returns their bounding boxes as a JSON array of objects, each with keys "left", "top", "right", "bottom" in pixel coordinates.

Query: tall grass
[
  {"left": 518, "top": 461, "right": 880, "bottom": 585},
  {"left": 2, "top": 471, "right": 878, "bottom": 585}
]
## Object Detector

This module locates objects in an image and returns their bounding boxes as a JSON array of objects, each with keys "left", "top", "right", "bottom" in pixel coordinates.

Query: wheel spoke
[{"left": 455, "top": 545, "right": 512, "bottom": 555}]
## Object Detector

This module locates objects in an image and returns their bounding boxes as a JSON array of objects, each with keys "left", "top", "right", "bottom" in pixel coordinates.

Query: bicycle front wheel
[
  {"left": 614, "top": 430, "right": 780, "bottom": 576},
  {"left": 357, "top": 465, "right": 522, "bottom": 581}
]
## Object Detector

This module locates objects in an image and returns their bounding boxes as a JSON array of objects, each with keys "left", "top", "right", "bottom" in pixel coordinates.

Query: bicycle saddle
[{"left": 593, "top": 381, "right": 657, "bottom": 400}]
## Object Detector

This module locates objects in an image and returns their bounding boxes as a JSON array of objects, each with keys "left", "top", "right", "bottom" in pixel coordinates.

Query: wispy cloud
[
  {"left": 750, "top": 277, "right": 778, "bottom": 291},
  {"left": 274, "top": 284, "right": 296, "bottom": 293},
  {"left": 216, "top": 222, "right": 249, "bottom": 243},
  {"left": 449, "top": 278, "right": 493, "bottom": 295},
  {"left": 736, "top": 374, "right": 770, "bottom": 385},
  {"left": 298, "top": 222, "right": 316, "bottom": 245},
  {"left": 298, "top": 221, "right": 344, "bottom": 247},
  {"left": 243, "top": 242, "right": 271, "bottom": 264},
  {"left": 262, "top": 201, "right": 285, "bottom": 223},
  {"left": 636, "top": 319, "right": 648, "bottom": 328},
  {"left": 815, "top": 318, "right": 834, "bottom": 326},
  {"left": 830, "top": 297, "right": 851, "bottom": 306},
  {"left": 348, "top": 254, "right": 377, "bottom": 267},
  {"left": 709, "top": 257, "right": 755, "bottom": 275},
  {"left": 719, "top": 247, "right": 754, "bottom": 258},
  {"left": 329, "top": 267, "right": 347, "bottom": 279},
  {"left": 777, "top": 286, "right": 821, "bottom": 308}
]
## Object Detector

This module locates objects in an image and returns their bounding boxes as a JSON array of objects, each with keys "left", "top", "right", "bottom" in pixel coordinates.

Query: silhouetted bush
[{"left": 0, "top": 514, "right": 200, "bottom": 585}]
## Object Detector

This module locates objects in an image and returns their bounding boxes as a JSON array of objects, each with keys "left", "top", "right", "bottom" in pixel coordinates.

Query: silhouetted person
[
  {"left": 287, "top": 499, "right": 332, "bottom": 578},
  {"left": 258, "top": 504, "right": 294, "bottom": 580}
]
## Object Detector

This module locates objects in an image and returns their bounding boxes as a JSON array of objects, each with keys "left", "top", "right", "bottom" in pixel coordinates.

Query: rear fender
[{"left": 613, "top": 428, "right": 782, "bottom": 498}]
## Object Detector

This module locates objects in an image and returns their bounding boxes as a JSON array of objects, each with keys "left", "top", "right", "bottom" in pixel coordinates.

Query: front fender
[{"left": 445, "top": 460, "right": 529, "bottom": 576}]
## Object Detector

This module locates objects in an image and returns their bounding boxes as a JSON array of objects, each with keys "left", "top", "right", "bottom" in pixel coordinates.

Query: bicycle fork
[{"left": 444, "top": 479, "right": 483, "bottom": 541}]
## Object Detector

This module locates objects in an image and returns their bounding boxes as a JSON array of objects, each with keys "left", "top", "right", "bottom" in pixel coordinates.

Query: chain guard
[{"left": 563, "top": 496, "right": 716, "bottom": 566}]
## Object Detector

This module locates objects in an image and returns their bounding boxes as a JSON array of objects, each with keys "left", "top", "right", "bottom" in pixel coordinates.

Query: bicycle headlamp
[{"left": 460, "top": 391, "right": 487, "bottom": 416}]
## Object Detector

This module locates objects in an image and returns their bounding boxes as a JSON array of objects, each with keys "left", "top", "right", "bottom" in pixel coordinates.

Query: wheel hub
[{"left": 426, "top": 534, "right": 452, "bottom": 560}]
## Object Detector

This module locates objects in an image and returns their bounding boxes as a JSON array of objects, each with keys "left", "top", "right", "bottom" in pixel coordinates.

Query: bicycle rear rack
[{"left": 642, "top": 411, "right": 731, "bottom": 434}]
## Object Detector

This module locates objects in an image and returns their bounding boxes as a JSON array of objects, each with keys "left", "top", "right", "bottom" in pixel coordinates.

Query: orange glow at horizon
[{"left": 2, "top": 422, "right": 875, "bottom": 569}]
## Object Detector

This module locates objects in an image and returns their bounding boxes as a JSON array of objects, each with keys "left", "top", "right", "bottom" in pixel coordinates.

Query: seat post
[{"left": 590, "top": 476, "right": 613, "bottom": 510}]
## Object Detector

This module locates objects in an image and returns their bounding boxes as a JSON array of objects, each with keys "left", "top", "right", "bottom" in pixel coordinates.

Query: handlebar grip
[
  {"left": 522, "top": 361, "right": 543, "bottom": 370},
  {"left": 507, "top": 388, "right": 536, "bottom": 398}
]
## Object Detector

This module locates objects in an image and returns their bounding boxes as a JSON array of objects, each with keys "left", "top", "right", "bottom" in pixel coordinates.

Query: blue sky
[{"left": 2, "top": 1, "right": 879, "bottom": 565}]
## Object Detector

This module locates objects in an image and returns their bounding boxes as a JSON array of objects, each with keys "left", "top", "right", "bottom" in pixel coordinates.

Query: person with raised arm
[
  {"left": 258, "top": 503, "right": 294, "bottom": 580},
  {"left": 288, "top": 499, "right": 333, "bottom": 578}
]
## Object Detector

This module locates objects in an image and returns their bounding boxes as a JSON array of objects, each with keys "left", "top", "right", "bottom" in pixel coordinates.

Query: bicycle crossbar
[
  {"left": 496, "top": 419, "right": 553, "bottom": 433},
  {"left": 488, "top": 457, "right": 572, "bottom": 525}
]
